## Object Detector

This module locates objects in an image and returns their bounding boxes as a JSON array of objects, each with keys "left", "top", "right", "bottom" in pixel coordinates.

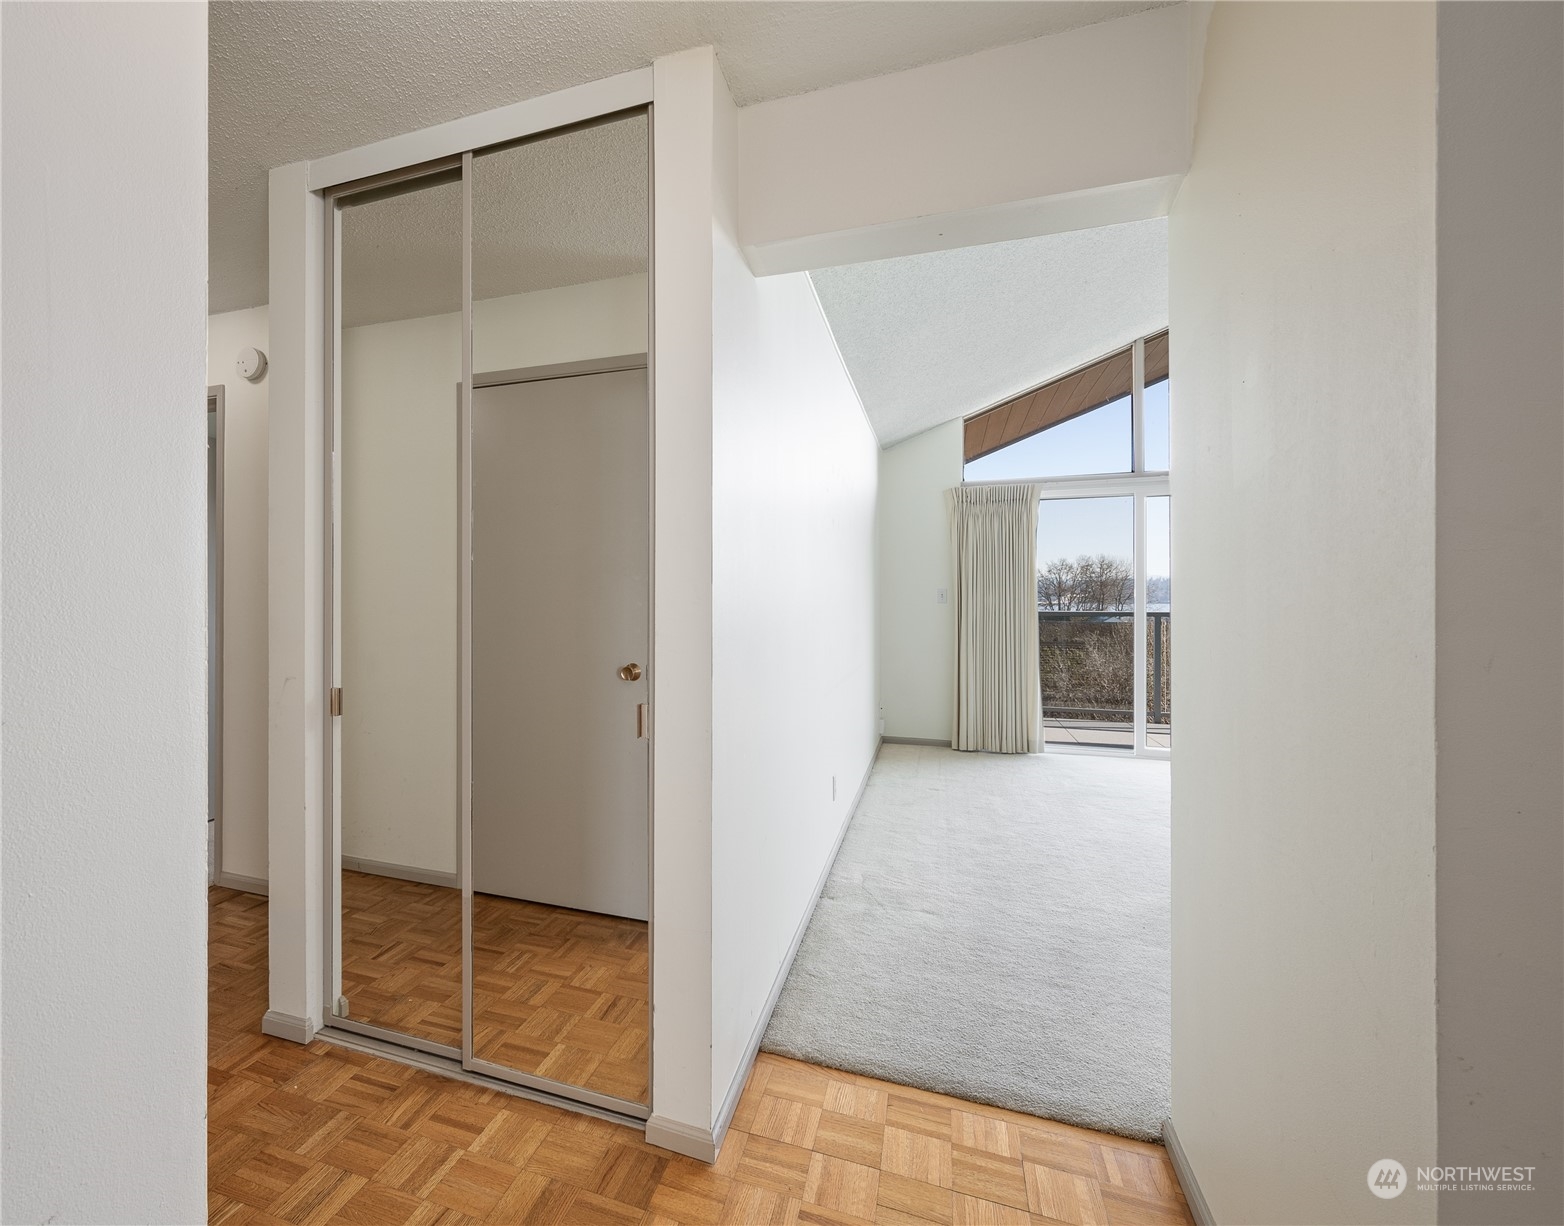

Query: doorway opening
[{"left": 764, "top": 245, "right": 1172, "bottom": 1147}]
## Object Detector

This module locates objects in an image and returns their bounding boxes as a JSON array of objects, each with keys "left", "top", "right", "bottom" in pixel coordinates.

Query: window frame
[
  {"left": 961, "top": 331, "right": 1169, "bottom": 483},
  {"left": 965, "top": 336, "right": 1172, "bottom": 759}
]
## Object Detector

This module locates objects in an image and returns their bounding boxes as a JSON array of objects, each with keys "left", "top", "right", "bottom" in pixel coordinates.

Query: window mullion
[{"left": 1131, "top": 337, "right": 1146, "bottom": 473}]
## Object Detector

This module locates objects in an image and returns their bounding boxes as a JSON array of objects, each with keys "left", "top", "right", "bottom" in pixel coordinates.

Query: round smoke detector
[{"left": 236, "top": 347, "right": 267, "bottom": 382}]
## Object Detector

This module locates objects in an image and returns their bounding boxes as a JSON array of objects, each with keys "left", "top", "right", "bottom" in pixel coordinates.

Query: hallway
[{"left": 208, "top": 886, "right": 1191, "bottom": 1223}]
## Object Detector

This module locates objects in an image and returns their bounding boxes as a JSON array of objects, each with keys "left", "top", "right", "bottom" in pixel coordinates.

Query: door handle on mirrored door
[{"left": 618, "top": 663, "right": 642, "bottom": 681}]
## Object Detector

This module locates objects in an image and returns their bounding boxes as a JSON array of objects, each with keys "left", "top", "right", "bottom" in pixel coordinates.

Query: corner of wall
[
  {"left": 649, "top": 43, "right": 719, "bottom": 1138},
  {"left": 265, "top": 160, "right": 326, "bottom": 1031}
]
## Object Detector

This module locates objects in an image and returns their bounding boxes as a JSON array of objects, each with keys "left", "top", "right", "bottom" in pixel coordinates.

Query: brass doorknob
[{"left": 618, "top": 663, "right": 642, "bottom": 681}]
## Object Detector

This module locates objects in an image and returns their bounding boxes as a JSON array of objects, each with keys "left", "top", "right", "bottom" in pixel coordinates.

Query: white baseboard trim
[
  {"left": 644, "top": 1115, "right": 718, "bottom": 1163},
  {"left": 1162, "top": 1118, "right": 1214, "bottom": 1226},
  {"left": 881, "top": 735, "right": 951, "bottom": 747},
  {"left": 342, "top": 856, "right": 459, "bottom": 889},
  {"left": 216, "top": 871, "right": 269, "bottom": 896},
  {"left": 262, "top": 1009, "right": 317, "bottom": 1045},
  {"left": 705, "top": 741, "right": 879, "bottom": 1161}
]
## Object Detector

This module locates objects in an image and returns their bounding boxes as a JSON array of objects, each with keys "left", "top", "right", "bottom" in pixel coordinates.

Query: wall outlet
[{"left": 935, "top": 587, "right": 949, "bottom": 605}]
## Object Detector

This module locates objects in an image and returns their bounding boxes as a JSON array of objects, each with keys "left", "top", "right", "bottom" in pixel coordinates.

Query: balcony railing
[{"left": 1037, "top": 608, "right": 1171, "bottom": 747}]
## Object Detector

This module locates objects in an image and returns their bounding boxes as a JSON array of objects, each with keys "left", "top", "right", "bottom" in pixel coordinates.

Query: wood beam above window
[{"left": 963, "top": 330, "right": 1169, "bottom": 464}]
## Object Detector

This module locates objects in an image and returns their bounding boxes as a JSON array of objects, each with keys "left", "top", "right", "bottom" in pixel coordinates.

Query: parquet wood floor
[
  {"left": 339, "top": 871, "right": 649, "bottom": 1103},
  {"left": 211, "top": 886, "right": 1192, "bottom": 1225}
]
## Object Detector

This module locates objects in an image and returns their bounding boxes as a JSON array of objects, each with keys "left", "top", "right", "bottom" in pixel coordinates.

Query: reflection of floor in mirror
[
  {"left": 471, "top": 899, "right": 648, "bottom": 1103},
  {"left": 338, "top": 869, "right": 649, "bottom": 1103},
  {"left": 340, "top": 871, "right": 464, "bottom": 1047}
]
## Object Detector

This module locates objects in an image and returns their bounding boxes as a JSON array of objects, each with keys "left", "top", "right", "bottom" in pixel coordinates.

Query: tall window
[{"left": 963, "top": 332, "right": 1171, "bottom": 756}]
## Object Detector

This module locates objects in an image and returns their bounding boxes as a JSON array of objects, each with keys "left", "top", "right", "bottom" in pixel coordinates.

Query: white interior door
[{"left": 470, "top": 365, "right": 649, "bottom": 921}]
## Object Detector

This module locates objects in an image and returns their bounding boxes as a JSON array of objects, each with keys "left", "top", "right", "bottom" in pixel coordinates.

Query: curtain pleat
[{"left": 947, "top": 483, "right": 1043, "bottom": 754}]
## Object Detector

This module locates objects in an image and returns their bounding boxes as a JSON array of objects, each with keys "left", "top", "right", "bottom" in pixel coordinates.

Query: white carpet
[{"left": 762, "top": 743, "right": 1170, "bottom": 1142}]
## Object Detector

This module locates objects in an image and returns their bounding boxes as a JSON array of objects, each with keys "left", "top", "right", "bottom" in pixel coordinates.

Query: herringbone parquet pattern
[
  {"left": 338, "top": 871, "right": 649, "bottom": 1103},
  {"left": 209, "top": 886, "right": 1192, "bottom": 1225}
]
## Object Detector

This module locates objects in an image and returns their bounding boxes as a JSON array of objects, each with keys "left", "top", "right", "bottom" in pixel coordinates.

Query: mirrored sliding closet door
[
  {"left": 327, "top": 108, "right": 651, "bottom": 1116},
  {"left": 463, "top": 110, "right": 652, "bottom": 1110},
  {"left": 331, "top": 164, "right": 465, "bottom": 1054}
]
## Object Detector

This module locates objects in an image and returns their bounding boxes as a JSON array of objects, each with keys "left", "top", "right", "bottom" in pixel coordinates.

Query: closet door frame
[
  {"left": 318, "top": 99, "right": 656, "bottom": 1125},
  {"left": 321, "top": 153, "right": 467, "bottom": 1062}
]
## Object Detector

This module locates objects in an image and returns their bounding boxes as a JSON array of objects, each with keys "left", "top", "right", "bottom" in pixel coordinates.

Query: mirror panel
[
  {"left": 467, "top": 112, "right": 650, "bottom": 1104},
  {"left": 335, "top": 170, "right": 464, "bottom": 1050}
]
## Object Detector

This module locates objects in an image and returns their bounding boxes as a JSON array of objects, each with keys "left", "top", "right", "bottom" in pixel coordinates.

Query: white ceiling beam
[{"left": 736, "top": 5, "right": 1201, "bottom": 274}]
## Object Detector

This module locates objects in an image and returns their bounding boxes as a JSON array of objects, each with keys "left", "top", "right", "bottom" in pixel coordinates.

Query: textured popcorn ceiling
[
  {"left": 812, "top": 219, "right": 1168, "bottom": 447},
  {"left": 339, "top": 115, "right": 647, "bottom": 328},
  {"left": 210, "top": 0, "right": 1172, "bottom": 314}
]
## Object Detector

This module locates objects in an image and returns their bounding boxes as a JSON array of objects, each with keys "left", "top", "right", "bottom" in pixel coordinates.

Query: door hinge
[{"left": 329, "top": 687, "right": 343, "bottom": 717}]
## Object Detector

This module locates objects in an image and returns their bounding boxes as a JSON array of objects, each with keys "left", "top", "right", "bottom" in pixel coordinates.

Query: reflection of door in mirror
[
  {"left": 466, "top": 112, "right": 650, "bottom": 1105},
  {"left": 335, "top": 168, "right": 464, "bottom": 1051}
]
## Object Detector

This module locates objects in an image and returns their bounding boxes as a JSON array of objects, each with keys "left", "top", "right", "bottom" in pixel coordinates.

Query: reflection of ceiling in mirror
[{"left": 339, "top": 118, "right": 647, "bottom": 328}]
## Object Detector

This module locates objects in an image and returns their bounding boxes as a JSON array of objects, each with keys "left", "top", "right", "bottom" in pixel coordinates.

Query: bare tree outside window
[
  {"left": 1036, "top": 554, "right": 1170, "bottom": 729},
  {"left": 1036, "top": 553, "right": 1134, "bottom": 610}
]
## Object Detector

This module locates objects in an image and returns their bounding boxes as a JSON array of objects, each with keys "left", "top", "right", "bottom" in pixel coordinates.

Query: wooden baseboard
[
  {"left": 341, "top": 856, "right": 458, "bottom": 889},
  {"left": 216, "top": 871, "right": 269, "bottom": 896},
  {"left": 1162, "top": 1119, "right": 1215, "bottom": 1226},
  {"left": 881, "top": 735, "right": 952, "bottom": 747}
]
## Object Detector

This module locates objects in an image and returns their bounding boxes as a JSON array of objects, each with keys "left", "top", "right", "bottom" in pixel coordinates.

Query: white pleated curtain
[{"left": 947, "top": 483, "right": 1044, "bottom": 753}]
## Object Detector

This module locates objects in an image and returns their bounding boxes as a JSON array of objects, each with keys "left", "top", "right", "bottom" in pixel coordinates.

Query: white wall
[
  {"left": 206, "top": 280, "right": 646, "bottom": 885},
  {"left": 340, "top": 275, "right": 646, "bottom": 875},
  {"left": 1167, "top": 4, "right": 1438, "bottom": 1223},
  {"left": 340, "top": 308, "right": 461, "bottom": 874},
  {"left": 1434, "top": 6, "right": 1563, "bottom": 1223},
  {"left": 876, "top": 421, "right": 963, "bottom": 742},
  {"left": 737, "top": 4, "right": 1202, "bottom": 275},
  {"left": 208, "top": 307, "right": 271, "bottom": 885},
  {"left": 710, "top": 59, "right": 881, "bottom": 1123},
  {"left": 1, "top": 3, "right": 209, "bottom": 1222}
]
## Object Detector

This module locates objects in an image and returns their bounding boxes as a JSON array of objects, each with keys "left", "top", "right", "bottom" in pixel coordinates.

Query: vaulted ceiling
[
  {"left": 210, "top": 0, "right": 1172, "bottom": 314},
  {"left": 811, "top": 219, "right": 1168, "bottom": 448}
]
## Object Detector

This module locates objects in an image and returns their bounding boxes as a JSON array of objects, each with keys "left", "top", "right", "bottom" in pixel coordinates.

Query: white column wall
[
  {"left": 1166, "top": 4, "right": 1438, "bottom": 1223},
  {"left": 1, "top": 4, "right": 209, "bottom": 1220},
  {"left": 266, "top": 160, "right": 327, "bottom": 1040},
  {"left": 645, "top": 46, "right": 719, "bottom": 1149},
  {"left": 1434, "top": 5, "right": 1564, "bottom": 1223}
]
